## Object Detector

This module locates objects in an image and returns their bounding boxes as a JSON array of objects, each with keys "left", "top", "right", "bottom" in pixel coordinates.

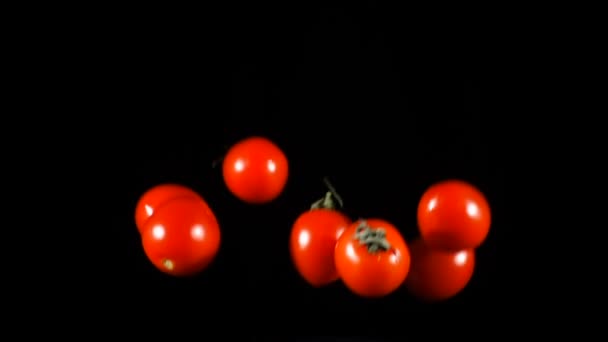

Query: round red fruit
[
  {"left": 141, "top": 197, "right": 221, "bottom": 277},
  {"left": 417, "top": 180, "right": 491, "bottom": 251},
  {"left": 222, "top": 136, "right": 288, "bottom": 204},
  {"left": 290, "top": 208, "right": 351, "bottom": 287},
  {"left": 405, "top": 237, "right": 475, "bottom": 301},
  {"left": 334, "top": 219, "right": 410, "bottom": 298}
]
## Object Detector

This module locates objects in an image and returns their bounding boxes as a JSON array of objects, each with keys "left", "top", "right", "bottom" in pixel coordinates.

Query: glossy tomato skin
[
  {"left": 334, "top": 219, "right": 410, "bottom": 298},
  {"left": 141, "top": 197, "right": 221, "bottom": 277},
  {"left": 417, "top": 180, "right": 491, "bottom": 251},
  {"left": 290, "top": 209, "right": 351, "bottom": 287},
  {"left": 135, "top": 184, "right": 215, "bottom": 233},
  {"left": 222, "top": 136, "right": 288, "bottom": 204},
  {"left": 405, "top": 237, "right": 475, "bottom": 301}
]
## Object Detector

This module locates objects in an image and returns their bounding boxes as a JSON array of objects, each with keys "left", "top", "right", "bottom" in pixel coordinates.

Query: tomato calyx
[
  {"left": 354, "top": 220, "right": 391, "bottom": 253},
  {"left": 310, "top": 177, "right": 344, "bottom": 210}
]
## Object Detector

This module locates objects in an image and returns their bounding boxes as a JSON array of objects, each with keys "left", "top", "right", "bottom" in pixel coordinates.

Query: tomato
[
  {"left": 141, "top": 197, "right": 221, "bottom": 277},
  {"left": 417, "top": 180, "right": 491, "bottom": 251},
  {"left": 290, "top": 208, "right": 351, "bottom": 287},
  {"left": 334, "top": 219, "right": 410, "bottom": 298},
  {"left": 222, "top": 136, "right": 288, "bottom": 204},
  {"left": 134, "top": 183, "right": 215, "bottom": 233},
  {"left": 405, "top": 237, "right": 475, "bottom": 301}
]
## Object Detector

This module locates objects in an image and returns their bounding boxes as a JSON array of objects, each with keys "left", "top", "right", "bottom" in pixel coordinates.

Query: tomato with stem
[
  {"left": 405, "top": 237, "right": 475, "bottom": 301},
  {"left": 290, "top": 178, "right": 351, "bottom": 287},
  {"left": 417, "top": 179, "right": 491, "bottom": 251},
  {"left": 135, "top": 183, "right": 215, "bottom": 233},
  {"left": 141, "top": 197, "right": 221, "bottom": 277},
  {"left": 222, "top": 136, "right": 288, "bottom": 204},
  {"left": 335, "top": 218, "right": 410, "bottom": 298}
]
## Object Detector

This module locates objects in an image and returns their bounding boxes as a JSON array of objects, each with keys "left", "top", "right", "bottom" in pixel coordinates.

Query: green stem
[
  {"left": 310, "top": 177, "right": 344, "bottom": 210},
  {"left": 354, "top": 220, "right": 391, "bottom": 253}
]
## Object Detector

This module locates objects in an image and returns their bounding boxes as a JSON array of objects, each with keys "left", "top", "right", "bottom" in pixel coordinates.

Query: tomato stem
[
  {"left": 354, "top": 220, "right": 391, "bottom": 253},
  {"left": 322, "top": 177, "right": 343, "bottom": 207},
  {"left": 310, "top": 177, "right": 344, "bottom": 210},
  {"left": 311, "top": 192, "right": 335, "bottom": 209}
]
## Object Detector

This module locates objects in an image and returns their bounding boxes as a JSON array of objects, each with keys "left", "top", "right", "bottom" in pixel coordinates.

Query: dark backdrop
[{"left": 84, "top": 4, "right": 512, "bottom": 340}]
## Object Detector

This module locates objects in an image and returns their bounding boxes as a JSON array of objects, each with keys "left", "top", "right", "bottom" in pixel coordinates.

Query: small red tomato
[
  {"left": 417, "top": 180, "right": 491, "bottom": 251},
  {"left": 141, "top": 197, "right": 221, "bottom": 277},
  {"left": 222, "top": 136, "right": 288, "bottom": 204},
  {"left": 405, "top": 237, "right": 475, "bottom": 301},
  {"left": 334, "top": 219, "right": 410, "bottom": 298},
  {"left": 134, "top": 183, "right": 215, "bottom": 233},
  {"left": 290, "top": 207, "right": 351, "bottom": 287}
]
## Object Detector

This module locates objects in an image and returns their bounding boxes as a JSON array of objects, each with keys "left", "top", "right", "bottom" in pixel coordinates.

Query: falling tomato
[
  {"left": 334, "top": 219, "right": 410, "bottom": 298},
  {"left": 141, "top": 197, "right": 221, "bottom": 277},
  {"left": 222, "top": 136, "right": 289, "bottom": 204},
  {"left": 417, "top": 179, "right": 491, "bottom": 251},
  {"left": 290, "top": 209, "right": 350, "bottom": 287}
]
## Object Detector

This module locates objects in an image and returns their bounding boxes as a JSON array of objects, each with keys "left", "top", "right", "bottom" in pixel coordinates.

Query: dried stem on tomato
[{"left": 354, "top": 220, "right": 391, "bottom": 253}]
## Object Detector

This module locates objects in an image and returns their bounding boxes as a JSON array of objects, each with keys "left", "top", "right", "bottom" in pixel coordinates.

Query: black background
[{"left": 79, "top": 4, "right": 514, "bottom": 340}]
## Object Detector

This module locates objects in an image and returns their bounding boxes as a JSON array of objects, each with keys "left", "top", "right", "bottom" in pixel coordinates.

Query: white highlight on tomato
[
  {"left": 346, "top": 244, "right": 359, "bottom": 262},
  {"left": 335, "top": 228, "right": 345, "bottom": 240},
  {"left": 234, "top": 159, "right": 245, "bottom": 172},
  {"left": 389, "top": 250, "right": 399, "bottom": 263},
  {"left": 298, "top": 230, "right": 310, "bottom": 246},
  {"left": 466, "top": 201, "right": 479, "bottom": 217},
  {"left": 191, "top": 224, "right": 205, "bottom": 240},
  {"left": 427, "top": 198, "right": 437, "bottom": 211},
  {"left": 267, "top": 160, "right": 276, "bottom": 172},
  {"left": 455, "top": 251, "right": 468, "bottom": 265},
  {"left": 152, "top": 225, "right": 165, "bottom": 240}
]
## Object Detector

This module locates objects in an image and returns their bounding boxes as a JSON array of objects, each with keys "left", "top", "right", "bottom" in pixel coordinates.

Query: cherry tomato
[
  {"left": 222, "top": 136, "right": 288, "bottom": 204},
  {"left": 334, "top": 218, "right": 410, "bottom": 298},
  {"left": 141, "top": 197, "right": 221, "bottom": 277},
  {"left": 290, "top": 208, "right": 351, "bottom": 287},
  {"left": 405, "top": 237, "right": 475, "bottom": 301},
  {"left": 417, "top": 180, "right": 491, "bottom": 251},
  {"left": 135, "top": 183, "right": 215, "bottom": 233}
]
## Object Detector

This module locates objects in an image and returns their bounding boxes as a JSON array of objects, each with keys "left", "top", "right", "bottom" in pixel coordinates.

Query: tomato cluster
[
  {"left": 134, "top": 135, "right": 492, "bottom": 302},
  {"left": 289, "top": 183, "right": 410, "bottom": 298},
  {"left": 290, "top": 180, "right": 491, "bottom": 301},
  {"left": 134, "top": 136, "right": 289, "bottom": 276}
]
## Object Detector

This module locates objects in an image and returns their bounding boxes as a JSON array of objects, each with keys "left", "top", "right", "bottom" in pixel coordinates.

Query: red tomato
[
  {"left": 222, "top": 136, "right": 288, "bottom": 204},
  {"left": 141, "top": 197, "right": 221, "bottom": 277},
  {"left": 405, "top": 237, "right": 475, "bottom": 301},
  {"left": 334, "top": 219, "right": 410, "bottom": 298},
  {"left": 290, "top": 208, "right": 351, "bottom": 287},
  {"left": 134, "top": 183, "right": 215, "bottom": 233},
  {"left": 417, "top": 180, "right": 491, "bottom": 251}
]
